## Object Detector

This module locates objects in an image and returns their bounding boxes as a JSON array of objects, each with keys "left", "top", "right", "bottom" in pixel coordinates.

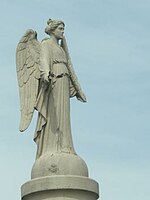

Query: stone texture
[
  {"left": 16, "top": 19, "right": 99, "bottom": 200},
  {"left": 21, "top": 175, "right": 99, "bottom": 200},
  {"left": 31, "top": 153, "right": 88, "bottom": 179}
]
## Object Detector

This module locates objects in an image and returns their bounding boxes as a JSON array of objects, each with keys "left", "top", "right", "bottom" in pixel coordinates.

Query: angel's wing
[{"left": 16, "top": 29, "right": 40, "bottom": 132}]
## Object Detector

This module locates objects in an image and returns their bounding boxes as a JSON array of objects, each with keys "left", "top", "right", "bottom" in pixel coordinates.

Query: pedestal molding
[{"left": 21, "top": 175, "right": 99, "bottom": 199}]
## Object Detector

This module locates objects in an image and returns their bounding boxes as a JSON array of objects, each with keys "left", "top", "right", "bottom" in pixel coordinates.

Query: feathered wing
[{"left": 16, "top": 29, "right": 40, "bottom": 132}]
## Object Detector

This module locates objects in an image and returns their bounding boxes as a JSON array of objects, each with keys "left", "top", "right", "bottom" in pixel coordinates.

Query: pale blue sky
[{"left": 0, "top": 0, "right": 150, "bottom": 199}]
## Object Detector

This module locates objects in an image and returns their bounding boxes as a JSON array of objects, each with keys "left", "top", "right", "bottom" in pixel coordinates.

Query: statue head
[{"left": 45, "top": 19, "right": 65, "bottom": 37}]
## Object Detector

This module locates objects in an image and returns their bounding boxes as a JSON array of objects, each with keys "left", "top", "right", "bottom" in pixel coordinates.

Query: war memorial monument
[{"left": 16, "top": 19, "right": 99, "bottom": 200}]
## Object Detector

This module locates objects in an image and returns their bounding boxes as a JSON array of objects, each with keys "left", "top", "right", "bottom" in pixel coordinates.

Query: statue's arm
[
  {"left": 39, "top": 39, "right": 51, "bottom": 83},
  {"left": 61, "top": 37, "right": 87, "bottom": 102}
]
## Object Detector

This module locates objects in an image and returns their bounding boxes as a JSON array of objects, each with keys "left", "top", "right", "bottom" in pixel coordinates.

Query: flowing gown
[{"left": 34, "top": 38, "right": 76, "bottom": 158}]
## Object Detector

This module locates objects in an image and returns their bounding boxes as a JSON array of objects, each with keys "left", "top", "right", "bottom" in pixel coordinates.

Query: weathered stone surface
[
  {"left": 21, "top": 175, "right": 99, "bottom": 200},
  {"left": 16, "top": 19, "right": 86, "bottom": 159},
  {"left": 31, "top": 152, "right": 88, "bottom": 179},
  {"left": 16, "top": 19, "right": 99, "bottom": 200}
]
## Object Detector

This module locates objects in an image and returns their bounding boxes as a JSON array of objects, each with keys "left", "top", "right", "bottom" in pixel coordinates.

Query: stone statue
[
  {"left": 16, "top": 20, "right": 99, "bottom": 200},
  {"left": 16, "top": 19, "right": 86, "bottom": 160}
]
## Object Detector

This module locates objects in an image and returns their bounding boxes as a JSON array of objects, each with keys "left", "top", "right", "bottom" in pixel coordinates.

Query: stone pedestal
[
  {"left": 21, "top": 153, "right": 99, "bottom": 200},
  {"left": 21, "top": 175, "right": 99, "bottom": 200},
  {"left": 31, "top": 153, "right": 89, "bottom": 178}
]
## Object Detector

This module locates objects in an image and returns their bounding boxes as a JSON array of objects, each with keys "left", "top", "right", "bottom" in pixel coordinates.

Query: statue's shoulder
[{"left": 41, "top": 37, "right": 51, "bottom": 44}]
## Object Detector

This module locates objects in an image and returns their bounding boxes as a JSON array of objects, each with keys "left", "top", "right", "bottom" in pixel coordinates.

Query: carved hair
[{"left": 45, "top": 19, "right": 65, "bottom": 35}]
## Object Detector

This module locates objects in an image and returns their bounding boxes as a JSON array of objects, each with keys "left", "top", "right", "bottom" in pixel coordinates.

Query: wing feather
[{"left": 16, "top": 29, "right": 40, "bottom": 132}]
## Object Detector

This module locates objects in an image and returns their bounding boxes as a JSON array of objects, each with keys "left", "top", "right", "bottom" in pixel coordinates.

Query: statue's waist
[{"left": 49, "top": 72, "right": 69, "bottom": 79}]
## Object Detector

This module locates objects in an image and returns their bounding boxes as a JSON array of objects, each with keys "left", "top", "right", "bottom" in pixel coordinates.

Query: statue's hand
[
  {"left": 76, "top": 90, "right": 87, "bottom": 103},
  {"left": 42, "top": 73, "right": 50, "bottom": 83}
]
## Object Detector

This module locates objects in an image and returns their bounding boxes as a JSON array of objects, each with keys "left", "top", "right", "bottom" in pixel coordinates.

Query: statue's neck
[{"left": 50, "top": 35, "right": 60, "bottom": 45}]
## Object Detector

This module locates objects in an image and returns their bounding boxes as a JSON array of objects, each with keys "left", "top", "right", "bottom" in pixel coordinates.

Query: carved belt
[{"left": 49, "top": 73, "right": 69, "bottom": 79}]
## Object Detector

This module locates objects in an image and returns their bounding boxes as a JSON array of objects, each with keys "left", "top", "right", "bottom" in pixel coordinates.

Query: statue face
[{"left": 53, "top": 24, "right": 64, "bottom": 40}]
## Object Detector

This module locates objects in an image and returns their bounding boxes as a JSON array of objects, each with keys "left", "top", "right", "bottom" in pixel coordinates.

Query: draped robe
[{"left": 34, "top": 38, "right": 77, "bottom": 159}]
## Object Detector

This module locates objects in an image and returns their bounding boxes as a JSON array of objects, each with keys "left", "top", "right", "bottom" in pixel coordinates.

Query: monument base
[
  {"left": 21, "top": 175, "right": 99, "bottom": 200},
  {"left": 31, "top": 153, "right": 89, "bottom": 179}
]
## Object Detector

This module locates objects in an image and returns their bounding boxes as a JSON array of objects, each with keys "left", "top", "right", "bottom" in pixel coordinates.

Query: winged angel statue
[{"left": 16, "top": 19, "right": 86, "bottom": 158}]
